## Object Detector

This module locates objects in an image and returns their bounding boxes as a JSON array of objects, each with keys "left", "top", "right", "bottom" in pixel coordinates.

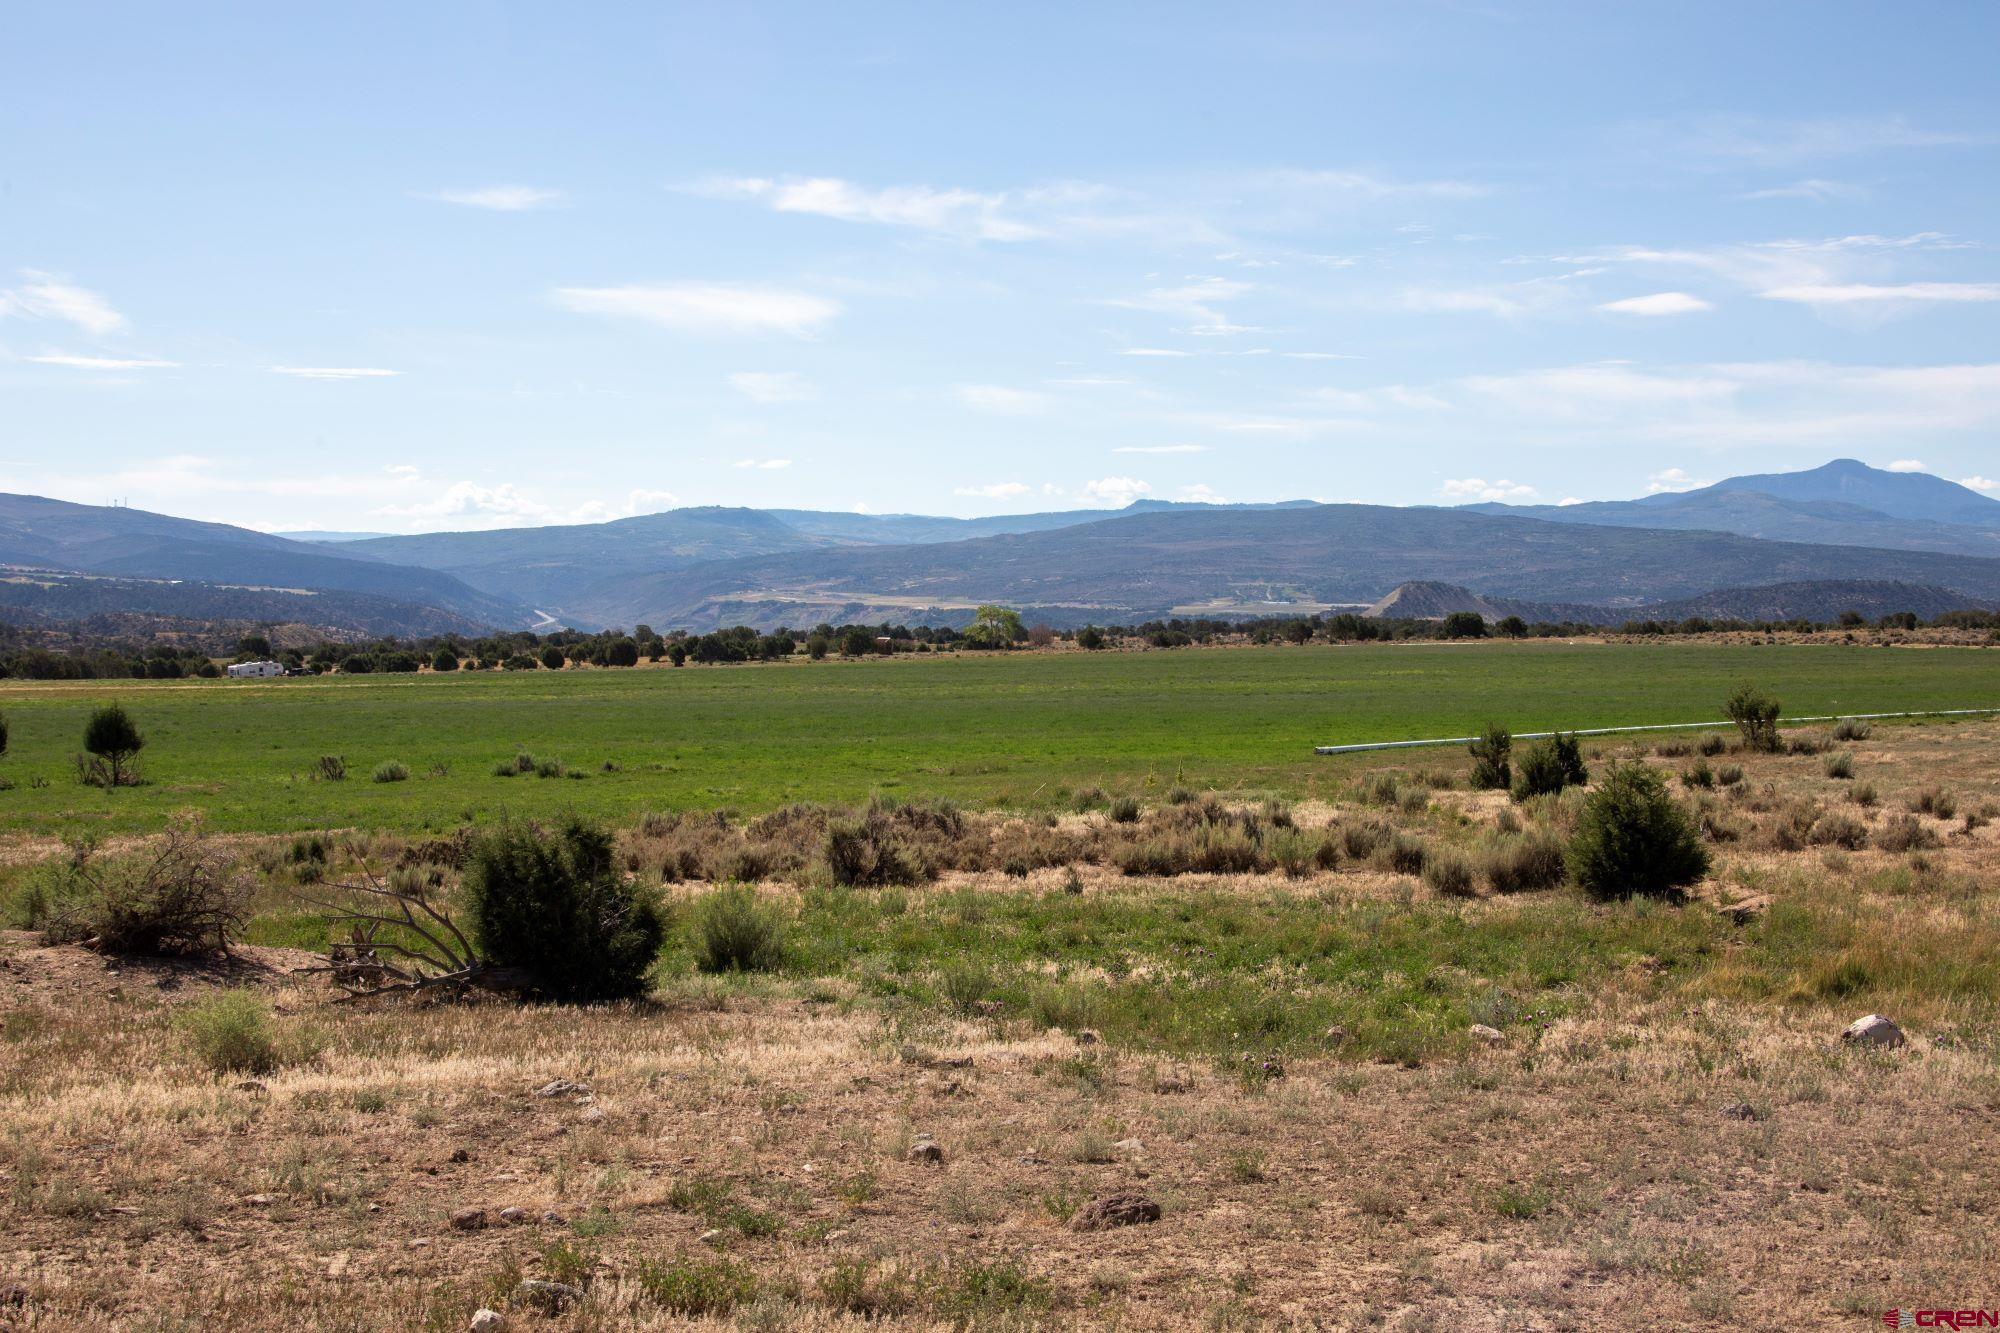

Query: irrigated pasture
[{"left": 0, "top": 641, "right": 1993, "bottom": 836}]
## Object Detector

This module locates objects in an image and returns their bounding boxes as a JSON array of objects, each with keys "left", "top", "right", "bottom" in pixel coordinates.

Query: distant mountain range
[
  {"left": 1461, "top": 459, "right": 2000, "bottom": 560},
  {"left": 2, "top": 460, "right": 1996, "bottom": 636}
]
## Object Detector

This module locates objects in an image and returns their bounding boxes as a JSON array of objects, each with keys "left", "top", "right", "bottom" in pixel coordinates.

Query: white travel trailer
[{"left": 226, "top": 660, "right": 286, "bottom": 679}]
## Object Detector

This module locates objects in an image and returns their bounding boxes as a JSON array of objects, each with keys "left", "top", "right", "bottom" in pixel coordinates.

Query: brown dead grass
[{"left": 1, "top": 721, "right": 1997, "bottom": 1329}]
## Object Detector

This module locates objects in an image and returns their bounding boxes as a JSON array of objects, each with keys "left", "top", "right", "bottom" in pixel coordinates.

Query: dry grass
[{"left": 1, "top": 719, "right": 1997, "bottom": 1329}]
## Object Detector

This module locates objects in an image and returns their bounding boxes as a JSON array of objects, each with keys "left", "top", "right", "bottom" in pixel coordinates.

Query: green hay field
[{"left": 0, "top": 641, "right": 1992, "bottom": 836}]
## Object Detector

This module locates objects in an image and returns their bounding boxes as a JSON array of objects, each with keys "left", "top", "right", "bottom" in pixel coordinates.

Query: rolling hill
[
  {"left": 0, "top": 494, "right": 527, "bottom": 630},
  {"left": 581, "top": 503, "right": 2000, "bottom": 630}
]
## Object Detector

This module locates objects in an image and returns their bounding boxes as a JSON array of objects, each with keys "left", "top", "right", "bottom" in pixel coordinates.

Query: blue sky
[{"left": 3, "top": 1, "right": 1997, "bottom": 531}]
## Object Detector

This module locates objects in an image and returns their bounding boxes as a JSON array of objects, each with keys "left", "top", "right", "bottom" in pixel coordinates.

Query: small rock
[
  {"left": 1111, "top": 1138, "right": 1145, "bottom": 1154},
  {"left": 1070, "top": 1192, "right": 1162, "bottom": 1232},
  {"left": 497, "top": 1206, "right": 527, "bottom": 1224},
  {"left": 578, "top": 1104, "right": 608, "bottom": 1123},
  {"left": 1842, "top": 1014, "right": 1905, "bottom": 1048},
  {"left": 1075, "top": 1029, "right": 1101, "bottom": 1045},
  {"left": 540, "top": 1209, "right": 565, "bottom": 1224},
  {"left": 1153, "top": 1073, "right": 1191, "bottom": 1094},
  {"left": 448, "top": 1148, "right": 471, "bottom": 1164},
  {"left": 907, "top": 1139, "right": 945, "bottom": 1165},
  {"left": 449, "top": 1207, "right": 488, "bottom": 1231},
  {"left": 469, "top": 1311, "right": 510, "bottom": 1333},
  {"left": 1718, "top": 1102, "right": 1760, "bottom": 1121},
  {"left": 407, "top": 1238, "right": 431, "bottom": 1250},
  {"left": 534, "top": 1079, "right": 590, "bottom": 1098},
  {"left": 698, "top": 1228, "right": 724, "bottom": 1245},
  {"left": 1716, "top": 894, "right": 1772, "bottom": 925},
  {"left": 515, "top": 1279, "right": 582, "bottom": 1313},
  {"left": 234, "top": 1080, "right": 268, "bottom": 1095},
  {"left": 243, "top": 1193, "right": 274, "bottom": 1207},
  {"left": 1469, "top": 1024, "right": 1506, "bottom": 1047}
]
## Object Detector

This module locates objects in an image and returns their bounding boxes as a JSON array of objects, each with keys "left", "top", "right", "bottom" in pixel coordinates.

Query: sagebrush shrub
[
  {"left": 692, "top": 886, "right": 783, "bottom": 973},
  {"left": 1107, "top": 796, "right": 1140, "bottom": 823},
  {"left": 1567, "top": 764, "right": 1710, "bottom": 900},
  {"left": 1480, "top": 832, "right": 1568, "bottom": 893},
  {"left": 1824, "top": 753, "right": 1854, "bottom": 780},
  {"left": 1832, "top": 718, "right": 1871, "bottom": 742},
  {"left": 464, "top": 818, "right": 666, "bottom": 1002},
  {"left": 180, "top": 990, "right": 279, "bottom": 1075},
  {"left": 1875, "top": 814, "right": 1939, "bottom": 853},
  {"left": 1421, "top": 852, "right": 1476, "bottom": 898},
  {"left": 370, "top": 760, "right": 409, "bottom": 784}
]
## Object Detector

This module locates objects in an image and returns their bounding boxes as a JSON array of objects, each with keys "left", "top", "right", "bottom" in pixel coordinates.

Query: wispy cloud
[
  {"left": 697, "top": 176, "right": 1045, "bottom": 242},
  {"left": 957, "top": 384, "right": 1051, "bottom": 415},
  {"left": 727, "top": 371, "right": 814, "bottom": 403},
  {"left": 1740, "top": 178, "right": 1866, "bottom": 203},
  {"left": 1599, "top": 291, "right": 1713, "bottom": 316},
  {"left": 1884, "top": 459, "right": 1927, "bottom": 472},
  {"left": 1760, "top": 281, "right": 2000, "bottom": 306},
  {"left": 1115, "top": 347, "right": 1196, "bottom": 358},
  {"left": 426, "top": 185, "right": 565, "bottom": 211},
  {"left": 1113, "top": 444, "right": 1206, "bottom": 454},
  {"left": 0, "top": 271, "right": 128, "bottom": 335},
  {"left": 270, "top": 366, "right": 401, "bottom": 380},
  {"left": 1630, "top": 114, "right": 1991, "bottom": 166},
  {"left": 553, "top": 283, "right": 838, "bottom": 335},
  {"left": 733, "top": 457, "right": 792, "bottom": 470},
  {"left": 568, "top": 488, "right": 681, "bottom": 523},
  {"left": 1961, "top": 475, "right": 1997, "bottom": 491},
  {"left": 29, "top": 352, "right": 178, "bottom": 369},
  {"left": 1101, "top": 277, "right": 1255, "bottom": 334}
]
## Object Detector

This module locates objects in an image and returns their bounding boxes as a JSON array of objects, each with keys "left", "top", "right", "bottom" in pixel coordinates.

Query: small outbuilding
[{"left": 226, "top": 660, "right": 286, "bottom": 679}]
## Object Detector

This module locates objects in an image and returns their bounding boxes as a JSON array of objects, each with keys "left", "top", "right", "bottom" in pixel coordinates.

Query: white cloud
[
  {"left": 732, "top": 457, "right": 792, "bottom": 470},
  {"left": 1251, "top": 168, "right": 1488, "bottom": 201},
  {"left": 1760, "top": 281, "right": 2000, "bottom": 306},
  {"left": 553, "top": 283, "right": 838, "bottom": 336},
  {"left": 0, "top": 271, "right": 129, "bottom": 335},
  {"left": 1884, "top": 459, "right": 1928, "bottom": 472},
  {"left": 1462, "top": 365, "right": 1738, "bottom": 415},
  {"left": 727, "top": 371, "right": 814, "bottom": 403},
  {"left": 1557, "top": 497, "right": 1587, "bottom": 507},
  {"left": 29, "top": 352, "right": 177, "bottom": 369},
  {"left": 701, "top": 176, "right": 1044, "bottom": 242},
  {"left": 1176, "top": 483, "right": 1228, "bottom": 503},
  {"left": 1079, "top": 476, "right": 1152, "bottom": 506},
  {"left": 270, "top": 366, "right": 401, "bottom": 380},
  {"left": 567, "top": 488, "right": 681, "bottom": 523},
  {"left": 378, "top": 481, "right": 550, "bottom": 526},
  {"left": 1280, "top": 351, "right": 1362, "bottom": 361},
  {"left": 1740, "top": 179, "right": 1866, "bottom": 203},
  {"left": 1644, "top": 468, "right": 1709, "bottom": 494},
  {"left": 1631, "top": 114, "right": 1990, "bottom": 166},
  {"left": 1112, "top": 444, "right": 1206, "bottom": 454},
  {"left": 952, "top": 481, "right": 1032, "bottom": 499},
  {"left": 957, "top": 384, "right": 1051, "bottom": 415},
  {"left": 1599, "top": 291, "right": 1713, "bottom": 316},
  {"left": 1960, "top": 475, "right": 1997, "bottom": 491},
  {"left": 427, "top": 185, "right": 565, "bottom": 211},
  {"left": 1116, "top": 347, "right": 1196, "bottom": 357},
  {"left": 1440, "top": 477, "right": 1536, "bottom": 502}
]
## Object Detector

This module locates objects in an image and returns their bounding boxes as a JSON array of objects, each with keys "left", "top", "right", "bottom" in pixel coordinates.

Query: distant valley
[{"left": 3, "top": 460, "right": 1997, "bottom": 637}]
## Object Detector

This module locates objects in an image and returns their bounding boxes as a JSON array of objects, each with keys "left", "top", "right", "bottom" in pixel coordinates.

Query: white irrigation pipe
[{"left": 1313, "top": 707, "right": 2000, "bottom": 756}]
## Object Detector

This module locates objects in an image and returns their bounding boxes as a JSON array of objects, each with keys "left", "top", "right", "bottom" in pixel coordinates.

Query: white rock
[
  {"left": 1842, "top": 1014, "right": 1905, "bottom": 1048},
  {"left": 469, "top": 1311, "right": 509, "bottom": 1333},
  {"left": 1112, "top": 1138, "right": 1145, "bottom": 1154},
  {"left": 698, "top": 1228, "right": 724, "bottom": 1245},
  {"left": 1469, "top": 1024, "right": 1506, "bottom": 1047},
  {"left": 534, "top": 1079, "right": 590, "bottom": 1098}
]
